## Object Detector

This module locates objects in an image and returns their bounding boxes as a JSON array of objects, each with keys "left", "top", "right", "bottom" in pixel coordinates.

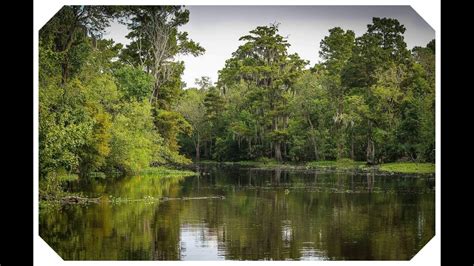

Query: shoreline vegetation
[
  {"left": 197, "top": 159, "right": 435, "bottom": 174},
  {"left": 40, "top": 159, "right": 434, "bottom": 206},
  {"left": 39, "top": 167, "right": 197, "bottom": 205}
]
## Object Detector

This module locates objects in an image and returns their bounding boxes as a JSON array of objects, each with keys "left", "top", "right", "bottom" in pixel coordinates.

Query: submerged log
[
  {"left": 60, "top": 196, "right": 101, "bottom": 204},
  {"left": 55, "top": 195, "right": 225, "bottom": 205},
  {"left": 160, "top": 196, "right": 225, "bottom": 201}
]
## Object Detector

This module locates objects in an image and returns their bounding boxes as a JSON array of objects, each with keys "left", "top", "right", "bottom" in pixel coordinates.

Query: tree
[
  {"left": 202, "top": 81, "right": 225, "bottom": 158},
  {"left": 176, "top": 89, "right": 208, "bottom": 161},
  {"left": 39, "top": 6, "right": 117, "bottom": 84},
  {"left": 119, "top": 6, "right": 205, "bottom": 161},
  {"left": 289, "top": 71, "right": 331, "bottom": 161},
  {"left": 319, "top": 27, "right": 355, "bottom": 158},
  {"left": 108, "top": 100, "right": 158, "bottom": 174},
  {"left": 120, "top": 6, "right": 205, "bottom": 105},
  {"left": 195, "top": 76, "right": 213, "bottom": 90},
  {"left": 219, "top": 24, "right": 307, "bottom": 161},
  {"left": 342, "top": 17, "right": 411, "bottom": 164}
]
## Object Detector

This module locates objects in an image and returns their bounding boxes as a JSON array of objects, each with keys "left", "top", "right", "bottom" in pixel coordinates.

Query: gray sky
[{"left": 103, "top": 6, "right": 434, "bottom": 88}]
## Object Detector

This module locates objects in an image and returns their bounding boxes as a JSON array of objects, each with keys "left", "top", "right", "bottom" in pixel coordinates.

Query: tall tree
[
  {"left": 176, "top": 89, "right": 208, "bottom": 161},
  {"left": 39, "top": 6, "right": 117, "bottom": 84},
  {"left": 342, "top": 17, "right": 411, "bottom": 164},
  {"left": 319, "top": 27, "right": 355, "bottom": 158},
  {"left": 219, "top": 24, "right": 307, "bottom": 161},
  {"left": 119, "top": 6, "right": 205, "bottom": 162},
  {"left": 120, "top": 6, "right": 205, "bottom": 106}
]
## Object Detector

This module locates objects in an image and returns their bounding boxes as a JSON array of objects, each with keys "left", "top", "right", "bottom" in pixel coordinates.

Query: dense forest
[
  {"left": 177, "top": 20, "right": 435, "bottom": 164},
  {"left": 39, "top": 6, "right": 435, "bottom": 182}
]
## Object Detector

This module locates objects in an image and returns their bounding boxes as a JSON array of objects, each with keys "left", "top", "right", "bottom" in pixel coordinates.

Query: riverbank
[
  {"left": 197, "top": 159, "right": 435, "bottom": 174},
  {"left": 378, "top": 162, "right": 435, "bottom": 174},
  {"left": 139, "top": 167, "right": 197, "bottom": 177},
  {"left": 39, "top": 166, "right": 197, "bottom": 206}
]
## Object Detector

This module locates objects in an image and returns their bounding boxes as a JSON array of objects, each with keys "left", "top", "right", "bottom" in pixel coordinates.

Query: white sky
[{"left": 103, "top": 6, "right": 434, "bottom": 88}]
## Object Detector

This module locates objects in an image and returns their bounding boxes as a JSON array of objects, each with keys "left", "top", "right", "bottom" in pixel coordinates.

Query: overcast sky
[{"left": 103, "top": 6, "right": 434, "bottom": 88}]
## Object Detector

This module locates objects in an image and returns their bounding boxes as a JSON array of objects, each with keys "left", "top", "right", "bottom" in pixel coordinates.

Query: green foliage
[
  {"left": 39, "top": 79, "right": 94, "bottom": 175},
  {"left": 177, "top": 19, "right": 435, "bottom": 166},
  {"left": 39, "top": 169, "right": 79, "bottom": 200},
  {"left": 114, "top": 65, "right": 154, "bottom": 101},
  {"left": 39, "top": 6, "right": 200, "bottom": 183},
  {"left": 154, "top": 109, "right": 191, "bottom": 151},
  {"left": 255, "top": 157, "right": 278, "bottom": 165},
  {"left": 213, "top": 23, "right": 308, "bottom": 161},
  {"left": 175, "top": 88, "right": 209, "bottom": 160},
  {"left": 107, "top": 100, "right": 157, "bottom": 174}
]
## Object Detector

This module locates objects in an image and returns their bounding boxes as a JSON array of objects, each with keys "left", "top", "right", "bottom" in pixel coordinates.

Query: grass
[
  {"left": 197, "top": 159, "right": 435, "bottom": 174},
  {"left": 200, "top": 158, "right": 364, "bottom": 171},
  {"left": 200, "top": 158, "right": 282, "bottom": 168},
  {"left": 306, "top": 159, "right": 366, "bottom": 170},
  {"left": 139, "top": 166, "right": 197, "bottom": 177},
  {"left": 225, "top": 158, "right": 299, "bottom": 169},
  {"left": 378, "top": 162, "right": 435, "bottom": 174},
  {"left": 57, "top": 173, "right": 79, "bottom": 181}
]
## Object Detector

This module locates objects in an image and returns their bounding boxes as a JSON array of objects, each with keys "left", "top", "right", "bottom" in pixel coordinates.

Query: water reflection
[
  {"left": 180, "top": 224, "right": 225, "bottom": 260},
  {"left": 40, "top": 165, "right": 435, "bottom": 260}
]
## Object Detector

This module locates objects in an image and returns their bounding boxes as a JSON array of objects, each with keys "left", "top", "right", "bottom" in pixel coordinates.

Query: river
[{"left": 39, "top": 164, "right": 435, "bottom": 260}]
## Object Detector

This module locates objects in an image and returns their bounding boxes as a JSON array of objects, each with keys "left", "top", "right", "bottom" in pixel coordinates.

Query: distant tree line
[{"left": 177, "top": 19, "right": 435, "bottom": 164}]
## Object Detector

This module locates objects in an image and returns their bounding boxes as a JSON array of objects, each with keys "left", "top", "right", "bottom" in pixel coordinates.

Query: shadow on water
[{"left": 39, "top": 164, "right": 435, "bottom": 260}]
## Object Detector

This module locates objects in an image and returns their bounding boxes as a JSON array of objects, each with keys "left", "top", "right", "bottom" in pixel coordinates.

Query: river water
[{"left": 39, "top": 164, "right": 435, "bottom": 260}]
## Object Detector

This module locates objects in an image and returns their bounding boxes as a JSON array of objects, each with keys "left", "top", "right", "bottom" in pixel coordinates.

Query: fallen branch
[
  {"left": 54, "top": 195, "right": 226, "bottom": 205},
  {"left": 159, "top": 196, "right": 225, "bottom": 201},
  {"left": 61, "top": 196, "right": 102, "bottom": 204}
]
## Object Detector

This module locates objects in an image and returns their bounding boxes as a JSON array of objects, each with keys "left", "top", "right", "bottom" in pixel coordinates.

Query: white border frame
[{"left": 33, "top": 1, "right": 440, "bottom": 265}]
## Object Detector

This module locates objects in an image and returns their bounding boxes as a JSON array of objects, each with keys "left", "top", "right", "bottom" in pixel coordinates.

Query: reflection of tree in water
[
  {"left": 40, "top": 167, "right": 435, "bottom": 260},
  {"left": 366, "top": 170, "right": 375, "bottom": 193},
  {"left": 274, "top": 168, "right": 281, "bottom": 185},
  {"left": 40, "top": 173, "right": 187, "bottom": 260},
  {"left": 180, "top": 167, "right": 434, "bottom": 260}
]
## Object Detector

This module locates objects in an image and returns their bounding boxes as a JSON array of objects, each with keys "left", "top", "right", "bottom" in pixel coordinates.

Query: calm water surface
[{"left": 39, "top": 165, "right": 435, "bottom": 260}]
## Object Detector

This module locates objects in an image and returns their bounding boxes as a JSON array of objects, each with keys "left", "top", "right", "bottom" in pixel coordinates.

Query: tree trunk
[
  {"left": 366, "top": 138, "right": 375, "bottom": 165},
  {"left": 195, "top": 133, "right": 200, "bottom": 161},
  {"left": 273, "top": 117, "right": 282, "bottom": 161},
  {"left": 275, "top": 142, "right": 282, "bottom": 162},
  {"left": 275, "top": 168, "right": 281, "bottom": 184},
  {"left": 351, "top": 135, "right": 355, "bottom": 160},
  {"left": 247, "top": 138, "right": 252, "bottom": 158},
  {"left": 338, "top": 141, "right": 343, "bottom": 159},
  {"left": 209, "top": 138, "right": 213, "bottom": 160},
  {"left": 366, "top": 120, "right": 375, "bottom": 164},
  {"left": 204, "top": 140, "right": 208, "bottom": 158},
  {"left": 61, "top": 62, "right": 69, "bottom": 85},
  {"left": 307, "top": 116, "right": 319, "bottom": 160},
  {"left": 313, "top": 142, "right": 320, "bottom": 161},
  {"left": 59, "top": 19, "right": 79, "bottom": 85}
]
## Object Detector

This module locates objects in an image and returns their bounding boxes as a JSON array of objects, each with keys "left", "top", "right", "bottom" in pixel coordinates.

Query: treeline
[
  {"left": 177, "top": 19, "right": 435, "bottom": 164},
  {"left": 39, "top": 6, "right": 435, "bottom": 181},
  {"left": 39, "top": 6, "right": 205, "bottom": 179}
]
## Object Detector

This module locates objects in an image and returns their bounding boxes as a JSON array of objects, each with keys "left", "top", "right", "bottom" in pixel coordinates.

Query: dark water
[{"left": 39, "top": 165, "right": 435, "bottom": 260}]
